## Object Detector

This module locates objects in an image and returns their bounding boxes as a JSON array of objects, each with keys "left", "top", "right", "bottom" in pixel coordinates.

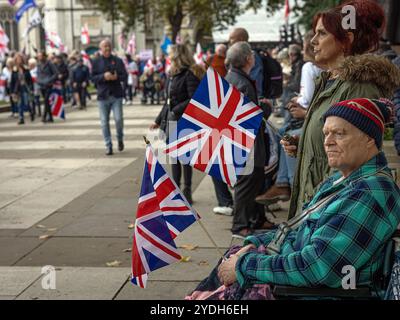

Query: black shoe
[
  {"left": 183, "top": 188, "right": 193, "bottom": 205},
  {"left": 30, "top": 113, "right": 35, "bottom": 122},
  {"left": 18, "top": 119, "right": 25, "bottom": 125},
  {"left": 106, "top": 147, "right": 113, "bottom": 156},
  {"left": 118, "top": 141, "right": 124, "bottom": 152}
]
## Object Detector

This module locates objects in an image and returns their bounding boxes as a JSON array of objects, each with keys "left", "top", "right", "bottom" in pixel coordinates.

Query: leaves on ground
[
  {"left": 180, "top": 256, "right": 191, "bottom": 263},
  {"left": 123, "top": 248, "right": 132, "bottom": 253},
  {"left": 39, "top": 234, "right": 52, "bottom": 240},
  {"left": 198, "top": 260, "right": 209, "bottom": 266},
  {"left": 179, "top": 244, "right": 198, "bottom": 251},
  {"left": 128, "top": 224, "right": 135, "bottom": 229},
  {"left": 106, "top": 260, "right": 122, "bottom": 267},
  {"left": 36, "top": 225, "right": 46, "bottom": 229}
]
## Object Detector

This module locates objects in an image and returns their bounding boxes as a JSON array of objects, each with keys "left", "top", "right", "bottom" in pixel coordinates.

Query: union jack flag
[
  {"left": 164, "top": 67, "right": 264, "bottom": 187},
  {"left": 50, "top": 81, "right": 65, "bottom": 119},
  {"left": 131, "top": 144, "right": 199, "bottom": 288}
]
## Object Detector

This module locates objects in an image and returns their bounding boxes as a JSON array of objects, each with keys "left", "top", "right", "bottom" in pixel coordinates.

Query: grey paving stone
[
  {"left": 55, "top": 214, "right": 134, "bottom": 238},
  {"left": 0, "top": 267, "right": 41, "bottom": 296},
  {"left": 0, "top": 237, "right": 43, "bottom": 265},
  {"left": 16, "top": 267, "right": 130, "bottom": 300},
  {"left": 15, "top": 237, "right": 133, "bottom": 268}
]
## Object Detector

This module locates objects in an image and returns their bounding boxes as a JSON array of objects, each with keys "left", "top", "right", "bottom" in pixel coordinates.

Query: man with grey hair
[
  {"left": 92, "top": 39, "right": 128, "bottom": 155},
  {"left": 224, "top": 41, "right": 273, "bottom": 238}
]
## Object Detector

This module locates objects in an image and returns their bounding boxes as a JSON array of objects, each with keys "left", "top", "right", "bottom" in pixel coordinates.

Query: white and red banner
[
  {"left": 0, "top": 23, "right": 10, "bottom": 60},
  {"left": 80, "top": 23, "right": 90, "bottom": 45}
]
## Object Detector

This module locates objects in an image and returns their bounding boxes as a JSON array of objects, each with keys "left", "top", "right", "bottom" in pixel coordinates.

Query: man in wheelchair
[{"left": 203, "top": 98, "right": 400, "bottom": 300}]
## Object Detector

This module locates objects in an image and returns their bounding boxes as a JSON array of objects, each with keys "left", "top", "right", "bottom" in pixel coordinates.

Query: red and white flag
[
  {"left": 126, "top": 34, "right": 136, "bottom": 56},
  {"left": 0, "top": 24, "right": 10, "bottom": 60},
  {"left": 194, "top": 43, "right": 204, "bottom": 66},
  {"left": 81, "top": 50, "right": 92, "bottom": 72},
  {"left": 284, "top": 0, "right": 290, "bottom": 24},
  {"left": 81, "top": 24, "right": 90, "bottom": 45}
]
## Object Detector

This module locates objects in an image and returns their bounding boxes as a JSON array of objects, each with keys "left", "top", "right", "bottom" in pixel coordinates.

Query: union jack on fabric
[
  {"left": 164, "top": 67, "right": 264, "bottom": 187},
  {"left": 50, "top": 81, "right": 65, "bottom": 119},
  {"left": 131, "top": 144, "right": 199, "bottom": 288}
]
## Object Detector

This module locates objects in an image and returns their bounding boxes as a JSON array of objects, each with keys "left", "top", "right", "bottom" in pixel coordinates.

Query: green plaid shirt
[{"left": 236, "top": 152, "right": 400, "bottom": 288}]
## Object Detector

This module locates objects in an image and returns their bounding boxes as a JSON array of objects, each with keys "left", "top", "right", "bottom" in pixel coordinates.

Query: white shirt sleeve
[{"left": 297, "top": 62, "right": 322, "bottom": 109}]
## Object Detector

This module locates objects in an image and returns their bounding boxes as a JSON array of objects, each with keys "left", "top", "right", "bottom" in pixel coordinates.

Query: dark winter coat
[
  {"left": 10, "top": 66, "right": 33, "bottom": 94},
  {"left": 155, "top": 65, "right": 204, "bottom": 135},
  {"left": 91, "top": 55, "right": 128, "bottom": 100},
  {"left": 37, "top": 60, "right": 58, "bottom": 89}
]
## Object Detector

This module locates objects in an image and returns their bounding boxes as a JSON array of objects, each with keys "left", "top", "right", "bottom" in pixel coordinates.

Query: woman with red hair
[{"left": 282, "top": 0, "right": 400, "bottom": 219}]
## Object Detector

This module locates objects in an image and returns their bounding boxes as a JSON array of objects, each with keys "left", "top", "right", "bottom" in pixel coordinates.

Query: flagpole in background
[
  {"left": 70, "top": 0, "right": 75, "bottom": 50},
  {"left": 142, "top": 136, "right": 226, "bottom": 260}
]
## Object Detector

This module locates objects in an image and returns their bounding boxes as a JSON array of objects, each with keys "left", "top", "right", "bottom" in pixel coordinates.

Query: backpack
[{"left": 260, "top": 53, "right": 283, "bottom": 99}]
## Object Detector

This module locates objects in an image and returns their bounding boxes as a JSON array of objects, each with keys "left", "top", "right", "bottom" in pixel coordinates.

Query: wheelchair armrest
[{"left": 273, "top": 285, "right": 372, "bottom": 298}]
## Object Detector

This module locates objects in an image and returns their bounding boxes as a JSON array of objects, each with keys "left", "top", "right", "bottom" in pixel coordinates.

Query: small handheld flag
[{"left": 131, "top": 140, "right": 199, "bottom": 288}]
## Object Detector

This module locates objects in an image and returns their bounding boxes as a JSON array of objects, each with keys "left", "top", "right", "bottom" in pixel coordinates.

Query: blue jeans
[
  {"left": 276, "top": 127, "right": 302, "bottom": 187},
  {"left": 98, "top": 97, "right": 124, "bottom": 149},
  {"left": 18, "top": 88, "right": 32, "bottom": 120}
]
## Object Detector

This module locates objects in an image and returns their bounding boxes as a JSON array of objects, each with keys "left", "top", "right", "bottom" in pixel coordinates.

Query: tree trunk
[{"left": 169, "top": 2, "right": 183, "bottom": 44}]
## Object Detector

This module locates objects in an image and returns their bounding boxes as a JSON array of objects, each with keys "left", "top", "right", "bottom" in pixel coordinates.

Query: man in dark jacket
[
  {"left": 72, "top": 58, "right": 90, "bottom": 109},
  {"left": 225, "top": 42, "right": 272, "bottom": 238},
  {"left": 54, "top": 55, "right": 69, "bottom": 102},
  {"left": 37, "top": 51, "right": 58, "bottom": 123},
  {"left": 92, "top": 39, "right": 128, "bottom": 155}
]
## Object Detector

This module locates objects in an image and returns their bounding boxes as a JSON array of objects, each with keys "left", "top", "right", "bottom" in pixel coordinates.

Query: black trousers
[
  {"left": 232, "top": 167, "right": 266, "bottom": 233},
  {"left": 171, "top": 161, "right": 192, "bottom": 191},
  {"left": 41, "top": 88, "right": 53, "bottom": 121}
]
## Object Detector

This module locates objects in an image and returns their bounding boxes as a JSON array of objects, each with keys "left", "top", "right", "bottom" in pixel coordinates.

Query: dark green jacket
[{"left": 288, "top": 54, "right": 400, "bottom": 219}]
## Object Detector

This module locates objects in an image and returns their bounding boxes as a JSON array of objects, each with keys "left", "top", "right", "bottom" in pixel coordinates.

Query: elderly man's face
[
  {"left": 100, "top": 41, "right": 112, "bottom": 58},
  {"left": 323, "top": 116, "right": 374, "bottom": 177}
]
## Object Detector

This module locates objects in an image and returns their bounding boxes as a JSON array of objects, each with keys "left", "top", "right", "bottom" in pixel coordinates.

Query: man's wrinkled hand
[{"left": 218, "top": 254, "right": 239, "bottom": 286}]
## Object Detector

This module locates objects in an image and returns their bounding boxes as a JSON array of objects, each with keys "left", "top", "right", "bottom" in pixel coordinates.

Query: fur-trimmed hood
[{"left": 337, "top": 54, "right": 400, "bottom": 97}]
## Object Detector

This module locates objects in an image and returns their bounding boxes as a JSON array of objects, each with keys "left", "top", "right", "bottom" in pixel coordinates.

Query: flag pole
[{"left": 142, "top": 135, "right": 226, "bottom": 260}]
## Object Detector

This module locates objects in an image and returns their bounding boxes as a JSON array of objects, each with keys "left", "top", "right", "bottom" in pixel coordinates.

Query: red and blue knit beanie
[{"left": 323, "top": 98, "right": 391, "bottom": 149}]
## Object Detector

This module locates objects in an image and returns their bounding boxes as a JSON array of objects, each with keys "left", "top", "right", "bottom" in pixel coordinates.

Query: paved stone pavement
[{"left": 0, "top": 100, "right": 398, "bottom": 300}]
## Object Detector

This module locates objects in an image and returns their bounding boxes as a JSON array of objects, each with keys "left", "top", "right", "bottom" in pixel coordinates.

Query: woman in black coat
[
  {"left": 10, "top": 53, "right": 34, "bottom": 125},
  {"left": 150, "top": 44, "right": 205, "bottom": 204}
]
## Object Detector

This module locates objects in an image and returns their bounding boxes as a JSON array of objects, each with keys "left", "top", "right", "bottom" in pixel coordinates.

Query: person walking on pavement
[
  {"left": 10, "top": 53, "right": 34, "bottom": 125},
  {"left": 150, "top": 44, "right": 205, "bottom": 204},
  {"left": 91, "top": 39, "right": 128, "bottom": 156},
  {"left": 37, "top": 51, "right": 58, "bottom": 123},
  {"left": 72, "top": 58, "right": 90, "bottom": 110}
]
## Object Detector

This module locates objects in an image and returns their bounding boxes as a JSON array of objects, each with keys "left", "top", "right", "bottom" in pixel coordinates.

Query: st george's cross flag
[
  {"left": 131, "top": 143, "right": 199, "bottom": 288},
  {"left": 50, "top": 81, "right": 65, "bottom": 119},
  {"left": 164, "top": 67, "right": 264, "bottom": 187}
]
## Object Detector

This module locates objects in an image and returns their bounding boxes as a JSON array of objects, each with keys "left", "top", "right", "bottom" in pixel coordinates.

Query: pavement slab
[
  {"left": 16, "top": 267, "right": 130, "bottom": 300},
  {"left": 0, "top": 267, "right": 42, "bottom": 296},
  {"left": 0, "top": 237, "right": 43, "bottom": 266},
  {"left": 14, "top": 237, "right": 133, "bottom": 268}
]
